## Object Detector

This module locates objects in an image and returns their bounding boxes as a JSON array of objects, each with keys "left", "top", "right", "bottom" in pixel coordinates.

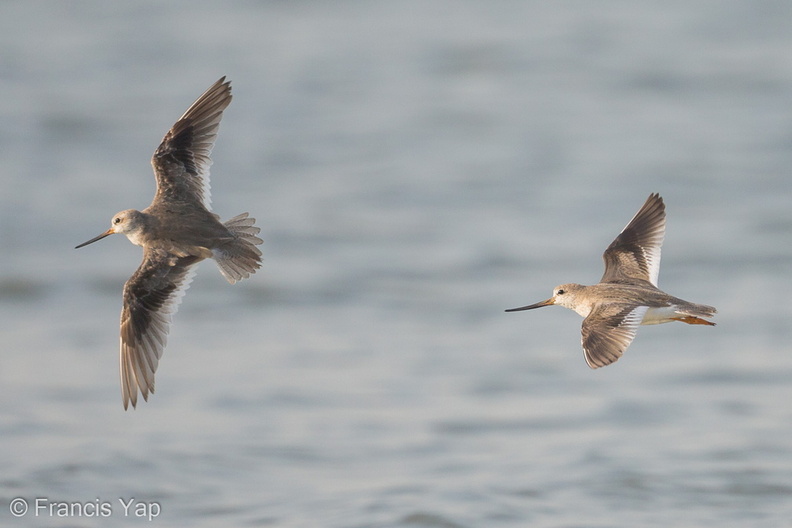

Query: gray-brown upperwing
[
  {"left": 600, "top": 193, "right": 666, "bottom": 287},
  {"left": 150, "top": 77, "right": 232, "bottom": 210},
  {"left": 581, "top": 303, "right": 648, "bottom": 368},
  {"left": 120, "top": 248, "right": 201, "bottom": 409}
]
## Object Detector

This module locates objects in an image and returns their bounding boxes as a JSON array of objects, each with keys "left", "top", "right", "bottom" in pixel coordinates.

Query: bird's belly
[{"left": 641, "top": 306, "right": 678, "bottom": 325}]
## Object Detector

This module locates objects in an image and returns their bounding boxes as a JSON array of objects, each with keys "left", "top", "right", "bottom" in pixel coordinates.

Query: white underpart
[
  {"left": 623, "top": 305, "right": 650, "bottom": 328},
  {"left": 197, "top": 158, "right": 213, "bottom": 210},
  {"left": 641, "top": 305, "right": 681, "bottom": 325},
  {"left": 642, "top": 245, "right": 662, "bottom": 287}
]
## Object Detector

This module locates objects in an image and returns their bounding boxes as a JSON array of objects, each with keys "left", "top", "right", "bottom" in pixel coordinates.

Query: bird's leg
[{"left": 673, "top": 315, "right": 716, "bottom": 326}]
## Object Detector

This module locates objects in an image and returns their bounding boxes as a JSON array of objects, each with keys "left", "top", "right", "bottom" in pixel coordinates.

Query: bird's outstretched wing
[
  {"left": 600, "top": 193, "right": 665, "bottom": 287},
  {"left": 581, "top": 304, "right": 648, "bottom": 368},
  {"left": 120, "top": 248, "right": 200, "bottom": 409},
  {"left": 150, "top": 77, "right": 232, "bottom": 210}
]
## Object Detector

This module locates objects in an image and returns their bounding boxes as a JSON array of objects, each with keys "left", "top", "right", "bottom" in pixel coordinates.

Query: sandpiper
[
  {"left": 506, "top": 193, "right": 715, "bottom": 368},
  {"left": 76, "top": 77, "right": 263, "bottom": 409}
]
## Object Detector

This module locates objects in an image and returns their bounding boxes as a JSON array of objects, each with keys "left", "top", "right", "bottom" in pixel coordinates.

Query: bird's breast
[{"left": 124, "top": 231, "right": 148, "bottom": 247}]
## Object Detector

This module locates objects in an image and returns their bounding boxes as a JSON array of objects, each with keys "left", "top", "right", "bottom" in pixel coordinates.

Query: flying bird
[
  {"left": 76, "top": 77, "right": 262, "bottom": 409},
  {"left": 506, "top": 193, "right": 715, "bottom": 368}
]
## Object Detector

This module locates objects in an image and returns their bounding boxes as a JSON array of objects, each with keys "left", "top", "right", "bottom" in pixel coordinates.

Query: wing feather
[
  {"left": 119, "top": 248, "right": 200, "bottom": 409},
  {"left": 601, "top": 193, "right": 665, "bottom": 286},
  {"left": 582, "top": 305, "right": 648, "bottom": 368},
  {"left": 150, "top": 77, "right": 232, "bottom": 210}
]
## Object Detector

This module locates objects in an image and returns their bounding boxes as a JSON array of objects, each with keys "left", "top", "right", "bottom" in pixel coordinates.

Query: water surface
[{"left": 1, "top": 2, "right": 791, "bottom": 526}]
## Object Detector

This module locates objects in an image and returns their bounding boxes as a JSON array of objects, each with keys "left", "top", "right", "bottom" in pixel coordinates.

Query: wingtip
[
  {"left": 646, "top": 192, "right": 665, "bottom": 210},
  {"left": 123, "top": 392, "right": 134, "bottom": 410},
  {"left": 215, "top": 75, "right": 232, "bottom": 92}
]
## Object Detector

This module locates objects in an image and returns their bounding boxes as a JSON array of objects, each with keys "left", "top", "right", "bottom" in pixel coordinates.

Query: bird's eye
[
  {"left": 113, "top": 217, "right": 121, "bottom": 225},
  {"left": 557, "top": 289, "right": 565, "bottom": 295}
]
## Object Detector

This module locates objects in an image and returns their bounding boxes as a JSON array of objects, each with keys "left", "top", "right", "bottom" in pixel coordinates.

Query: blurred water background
[{"left": 1, "top": 2, "right": 792, "bottom": 527}]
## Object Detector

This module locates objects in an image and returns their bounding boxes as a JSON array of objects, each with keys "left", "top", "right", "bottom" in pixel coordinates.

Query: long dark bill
[
  {"left": 75, "top": 229, "right": 113, "bottom": 249},
  {"left": 504, "top": 298, "right": 554, "bottom": 312}
]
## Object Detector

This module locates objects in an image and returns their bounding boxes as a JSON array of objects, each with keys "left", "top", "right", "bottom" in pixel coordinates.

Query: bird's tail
[{"left": 213, "top": 212, "right": 263, "bottom": 284}]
